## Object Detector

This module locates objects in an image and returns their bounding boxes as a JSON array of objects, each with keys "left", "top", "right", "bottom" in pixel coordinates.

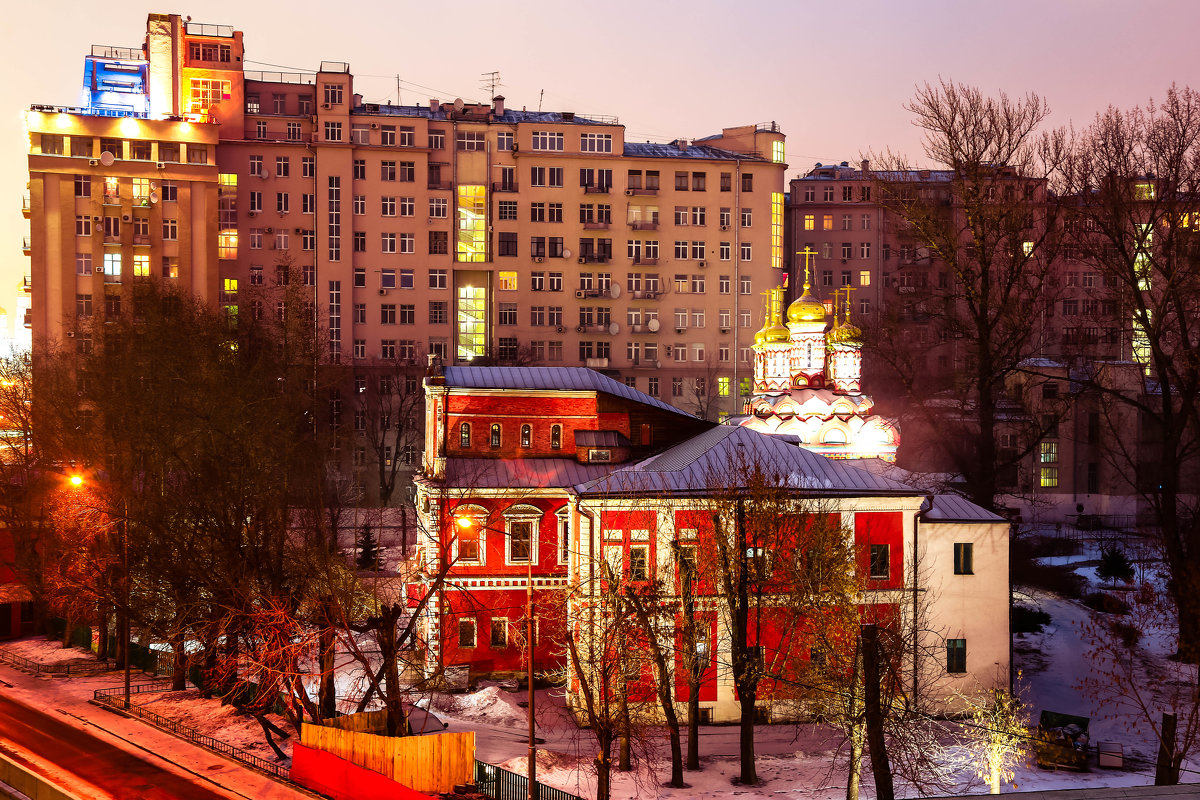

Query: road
[{"left": 0, "top": 691, "right": 237, "bottom": 800}]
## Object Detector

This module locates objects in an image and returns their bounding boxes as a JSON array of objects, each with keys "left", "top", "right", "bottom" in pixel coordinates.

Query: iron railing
[
  {"left": 474, "top": 760, "right": 584, "bottom": 800},
  {"left": 92, "top": 678, "right": 173, "bottom": 699},
  {"left": 92, "top": 689, "right": 290, "bottom": 778},
  {"left": 0, "top": 649, "right": 113, "bottom": 677}
]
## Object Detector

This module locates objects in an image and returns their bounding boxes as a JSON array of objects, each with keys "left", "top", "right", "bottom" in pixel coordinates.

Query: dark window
[
  {"left": 459, "top": 423, "right": 471, "bottom": 448},
  {"left": 458, "top": 619, "right": 476, "bottom": 648},
  {"left": 490, "top": 424, "right": 501, "bottom": 448},
  {"left": 490, "top": 619, "right": 507, "bottom": 648},
  {"left": 869, "top": 544, "right": 890, "bottom": 579},
  {"left": 550, "top": 425, "right": 562, "bottom": 450},
  {"left": 953, "top": 543, "right": 974, "bottom": 575},
  {"left": 946, "top": 638, "right": 966, "bottom": 673},
  {"left": 509, "top": 521, "right": 533, "bottom": 562},
  {"left": 521, "top": 424, "right": 532, "bottom": 448}
]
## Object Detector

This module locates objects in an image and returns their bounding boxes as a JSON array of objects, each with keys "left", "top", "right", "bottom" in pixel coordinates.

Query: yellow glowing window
[
  {"left": 770, "top": 193, "right": 784, "bottom": 270},
  {"left": 1023, "top": 241, "right": 1034, "bottom": 257},
  {"left": 219, "top": 173, "right": 238, "bottom": 187},
  {"left": 132, "top": 178, "right": 152, "bottom": 205},
  {"left": 804, "top": 214, "right": 815, "bottom": 231},
  {"left": 188, "top": 79, "right": 231, "bottom": 116},
  {"left": 1135, "top": 224, "right": 1152, "bottom": 290},
  {"left": 1039, "top": 467, "right": 1058, "bottom": 488},
  {"left": 498, "top": 271, "right": 517, "bottom": 291},
  {"left": 456, "top": 185, "right": 487, "bottom": 263},
  {"left": 1039, "top": 441, "right": 1058, "bottom": 464},
  {"left": 823, "top": 214, "right": 833, "bottom": 231},
  {"left": 1134, "top": 182, "right": 1155, "bottom": 200},
  {"left": 718, "top": 376, "right": 731, "bottom": 397},
  {"left": 1132, "top": 310, "right": 1151, "bottom": 370},
  {"left": 859, "top": 271, "right": 871, "bottom": 287},
  {"left": 218, "top": 230, "right": 238, "bottom": 259},
  {"left": 771, "top": 140, "right": 785, "bottom": 164},
  {"left": 457, "top": 285, "right": 487, "bottom": 361},
  {"left": 223, "top": 278, "right": 238, "bottom": 296},
  {"left": 104, "top": 177, "right": 120, "bottom": 202},
  {"left": 132, "top": 254, "right": 150, "bottom": 277}
]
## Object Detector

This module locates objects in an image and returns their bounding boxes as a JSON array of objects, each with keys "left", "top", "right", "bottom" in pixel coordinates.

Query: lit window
[
  {"left": 490, "top": 424, "right": 501, "bottom": 448},
  {"left": 1040, "top": 467, "right": 1059, "bottom": 488},
  {"left": 498, "top": 271, "right": 518, "bottom": 291},
  {"left": 550, "top": 425, "right": 562, "bottom": 450},
  {"left": 460, "top": 423, "right": 471, "bottom": 448},
  {"left": 521, "top": 424, "right": 532, "bottom": 448},
  {"left": 456, "top": 186, "right": 487, "bottom": 262}
]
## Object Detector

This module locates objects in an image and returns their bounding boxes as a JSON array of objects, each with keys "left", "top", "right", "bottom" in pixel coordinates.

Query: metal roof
[
  {"left": 623, "top": 142, "right": 766, "bottom": 162},
  {"left": 575, "top": 425, "right": 923, "bottom": 497},
  {"left": 573, "top": 430, "right": 631, "bottom": 448},
  {"left": 351, "top": 104, "right": 612, "bottom": 125},
  {"left": 443, "top": 458, "right": 616, "bottom": 490},
  {"left": 922, "top": 494, "right": 1006, "bottom": 523},
  {"left": 441, "top": 367, "right": 694, "bottom": 417}
]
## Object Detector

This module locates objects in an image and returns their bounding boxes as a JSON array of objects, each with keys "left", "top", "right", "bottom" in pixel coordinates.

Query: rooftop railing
[{"left": 90, "top": 45, "right": 145, "bottom": 61}]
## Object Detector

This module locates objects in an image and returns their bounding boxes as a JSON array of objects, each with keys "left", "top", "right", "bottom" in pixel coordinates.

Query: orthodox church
[{"left": 739, "top": 272, "right": 900, "bottom": 461}]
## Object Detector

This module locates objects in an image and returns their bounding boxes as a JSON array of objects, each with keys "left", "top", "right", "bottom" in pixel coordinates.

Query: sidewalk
[{"left": 0, "top": 660, "right": 316, "bottom": 800}]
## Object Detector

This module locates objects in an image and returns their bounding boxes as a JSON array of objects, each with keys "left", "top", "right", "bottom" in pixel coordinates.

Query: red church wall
[
  {"left": 674, "top": 611, "right": 718, "bottom": 702},
  {"left": 443, "top": 498, "right": 569, "bottom": 577},
  {"left": 854, "top": 511, "right": 904, "bottom": 590},
  {"left": 599, "top": 509, "right": 657, "bottom": 585},
  {"left": 441, "top": 588, "right": 565, "bottom": 675},
  {"left": 446, "top": 393, "right": 601, "bottom": 459}
]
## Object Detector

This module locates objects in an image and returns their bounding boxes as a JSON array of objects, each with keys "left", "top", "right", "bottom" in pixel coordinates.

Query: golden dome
[
  {"left": 761, "top": 319, "right": 791, "bottom": 343},
  {"left": 786, "top": 282, "right": 827, "bottom": 323}
]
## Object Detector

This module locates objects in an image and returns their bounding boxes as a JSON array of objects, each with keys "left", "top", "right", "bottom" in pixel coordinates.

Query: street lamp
[{"left": 453, "top": 511, "right": 537, "bottom": 800}]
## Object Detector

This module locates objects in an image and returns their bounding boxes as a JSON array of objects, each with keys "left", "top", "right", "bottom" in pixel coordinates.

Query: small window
[
  {"left": 521, "top": 424, "right": 532, "bottom": 448},
  {"left": 954, "top": 543, "right": 974, "bottom": 575},
  {"left": 550, "top": 424, "right": 562, "bottom": 450},
  {"left": 490, "top": 618, "right": 508, "bottom": 648},
  {"left": 458, "top": 618, "right": 477, "bottom": 649},
  {"left": 558, "top": 515, "right": 570, "bottom": 565},
  {"left": 869, "top": 544, "right": 890, "bottom": 580},
  {"left": 629, "top": 545, "right": 650, "bottom": 582},
  {"left": 946, "top": 638, "right": 966, "bottom": 673},
  {"left": 490, "top": 424, "right": 501, "bottom": 448},
  {"left": 459, "top": 423, "right": 471, "bottom": 448},
  {"left": 508, "top": 520, "right": 533, "bottom": 563}
]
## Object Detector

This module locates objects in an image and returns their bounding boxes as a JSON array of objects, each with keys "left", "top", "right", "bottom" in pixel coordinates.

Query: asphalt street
[{"left": 0, "top": 691, "right": 236, "bottom": 800}]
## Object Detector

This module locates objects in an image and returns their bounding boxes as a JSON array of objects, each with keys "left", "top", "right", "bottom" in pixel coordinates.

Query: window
[
  {"left": 741, "top": 242, "right": 752, "bottom": 261},
  {"left": 869, "top": 544, "right": 890, "bottom": 579},
  {"left": 498, "top": 303, "right": 517, "bottom": 325},
  {"left": 429, "top": 129, "right": 446, "bottom": 149},
  {"left": 580, "top": 133, "right": 612, "bottom": 153},
  {"left": 1040, "top": 467, "right": 1059, "bottom": 488},
  {"left": 496, "top": 131, "right": 513, "bottom": 151},
  {"left": 741, "top": 173, "right": 754, "bottom": 192},
  {"left": 521, "top": 424, "right": 532, "bottom": 448},
  {"left": 458, "top": 618, "right": 477, "bottom": 649},
  {"left": 532, "top": 131, "right": 564, "bottom": 151},
  {"left": 324, "top": 122, "right": 343, "bottom": 142},
  {"left": 430, "top": 301, "right": 448, "bottom": 324},
  {"left": 953, "top": 543, "right": 974, "bottom": 575},
  {"left": 490, "top": 619, "right": 508, "bottom": 648},
  {"left": 550, "top": 425, "right": 562, "bottom": 449},
  {"left": 507, "top": 519, "right": 535, "bottom": 563},
  {"left": 429, "top": 269, "right": 447, "bottom": 289},
  {"left": 498, "top": 200, "right": 518, "bottom": 220},
  {"left": 380, "top": 304, "right": 396, "bottom": 325},
  {"left": 381, "top": 233, "right": 396, "bottom": 253},
  {"left": 629, "top": 546, "right": 650, "bottom": 581},
  {"left": 489, "top": 424, "right": 502, "bottom": 448},
  {"left": 860, "top": 242, "right": 871, "bottom": 259},
  {"left": 302, "top": 156, "right": 315, "bottom": 178},
  {"left": 946, "top": 639, "right": 966, "bottom": 673},
  {"left": 460, "top": 423, "right": 471, "bottom": 448},
  {"left": 456, "top": 131, "right": 485, "bottom": 151},
  {"left": 399, "top": 233, "right": 415, "bottom": 254},
  {"left": 1040, "top": 441, "right": 1058, "bottom": 463},
  {"left": 499, "top": 271, "right": 518, "bottom": 291},
  {"left": 323, "top": 83, "right": 344, "bottom": 105}
]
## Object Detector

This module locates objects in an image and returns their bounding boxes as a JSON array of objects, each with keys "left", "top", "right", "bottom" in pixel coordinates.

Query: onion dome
[
  {"left": 786, "top": 281, "right": 827, "bottom": 324},
  {"left": 761, "top": 317, "right": 791, "bottom": 343}
]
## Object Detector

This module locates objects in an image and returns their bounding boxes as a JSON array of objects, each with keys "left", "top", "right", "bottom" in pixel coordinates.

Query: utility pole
[{"left": 527, "top": 545, "right": 537, "bottom": 800}]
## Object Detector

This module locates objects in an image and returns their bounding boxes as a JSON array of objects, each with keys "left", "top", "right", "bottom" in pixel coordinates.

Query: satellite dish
[
  {"left": 609, "top": 284, "right": 621, "bottom": 299},
  {"left": 261, "top": 170, "right": 271, "bottom": 179},
  {"left": 647, "top": 318, "right": 660, "bottom": 333},
  {"left": 609, "top": 322, "right": 619, "bottom": 335},
  {"left": 149, "top": 192, "right": 160, "bottom": 204},
  {"left": 453, "top": 98, "right": 465, "bottom": 112},
  {"left": 99, "top": 151, "right": 115, "bottom": 167},
  {"left": 149, "top": 181, "right": 158, "bottom": 190},
  {"left": 562, "top": 249, "right": 572, "bottom": 259}
]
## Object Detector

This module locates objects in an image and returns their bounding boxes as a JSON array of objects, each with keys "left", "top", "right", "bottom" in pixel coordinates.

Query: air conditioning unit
[
  {"left": 323, "top": 102, "right": 331, "bottom": 109},
  {"left": 121, "top": 214, "right": 130, "bottom": 222},
  {"left": 156, "top": 162, "right": 166, "bottom": 169},
  {"left": 92, "top": 215, "right": 101, "bottom": 222},
  {"left": 248, "top": 211, "right": 257, "bottom": 217},
  {"left": 578, "top": 257, "right": 586, "bottom": 264},
  {"left": 294, "top": 227, "right": 302, "bottom": 234},
  {"left": 88, "top": 159, "right": 99, "bottom": 167},
  {"left": 556, "top": 326, "right": 565, "bottom": 333},
  {"left": 624, "top": 189, "right": 635, "bottom": 196},
  {"left": 378, "top": 289, "right": 388, "bottom": 296},
  {"left": 697, "top": 260, "right": 706, "bottom": 268},
  {"left": 534, "top": 257, "right": 544, "bottom": 263},
  {"left": 370, "top": 123, "right": 378, "bottom": 129},
  {"left": 265, "top": 227, "right": 274, "bottom": 234},
  {"left": 575, "top": 290, "right": 587, "bottom": 298},
  {"left": 664, "top": 346, "right": 672, "bottom": 356},
  {"left": 720, "top": 225, "right": 729, "bottom": 231},
  {"left": 575, "top": 326, "right": 585, "bottom": 333}
]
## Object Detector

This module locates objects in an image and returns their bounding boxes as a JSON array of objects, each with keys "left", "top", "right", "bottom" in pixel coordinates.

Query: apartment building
[{"left": 25, "top": 14, "right": 787, "bottom": 422}]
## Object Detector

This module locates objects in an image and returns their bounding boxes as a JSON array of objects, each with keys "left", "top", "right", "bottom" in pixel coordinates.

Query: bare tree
[{"left": 867, "top": 80, "right": 1066, "bottom": 510}]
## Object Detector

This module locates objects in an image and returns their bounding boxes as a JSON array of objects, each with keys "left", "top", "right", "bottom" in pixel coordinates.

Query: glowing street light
[{"left": 68, "top": 473, "right": 84, "bottom": 488}]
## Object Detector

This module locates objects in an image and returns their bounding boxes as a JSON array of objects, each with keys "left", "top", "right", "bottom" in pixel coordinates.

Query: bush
[
  {"left": 1012, "top": 605, "right": 1052, "bottom": 633},
  {"left": 1109, "top": 620, "right": 1141, "bottom": 648},
  {"left": 1010, "top": 533, "right": 1086, "bottom": 598},
  {"left": 1097, "top": 546, "right": 1135, "bottom": 585},
  {"left": 1083, "top": 592, "right": 1131, "bottom": 615}
]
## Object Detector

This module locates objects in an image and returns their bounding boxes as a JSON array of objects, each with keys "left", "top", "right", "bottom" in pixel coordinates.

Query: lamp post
[{"left": 454, "top": 512, "right": 537, "bottom": 800}]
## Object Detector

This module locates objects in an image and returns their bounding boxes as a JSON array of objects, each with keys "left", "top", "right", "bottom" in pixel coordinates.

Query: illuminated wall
[
  {"left": 457, "top": 285, "right": 486, "bottom": 361},
  {"left": 456, "top": 186, "right": 487, "bottom": 262},
  {"left": 770, "top": 192, "right": 784, "bottom": 270}
]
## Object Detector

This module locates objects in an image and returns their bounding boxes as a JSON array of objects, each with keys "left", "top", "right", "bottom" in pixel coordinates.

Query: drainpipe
[
  {"left": 733, "top": 159, "right": 742, "bottom": 419},
  {"left": 912, "top": 504, "right": 921, "bottom": 710}
]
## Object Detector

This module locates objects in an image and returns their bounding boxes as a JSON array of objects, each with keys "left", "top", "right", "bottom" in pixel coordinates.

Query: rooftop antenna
[
  {"left": 480, "top": 71, "right": 501, "bottom": 99},
  {"left": 538, "top": 89, "right": 544, "bottom": 112},
  {"left": 395, "top": 74, "right": 401, "bottom": 106}
]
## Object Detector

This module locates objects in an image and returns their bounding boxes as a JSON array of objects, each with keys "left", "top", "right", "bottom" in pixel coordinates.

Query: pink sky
[{"left": 3, "top": 0, "right": 1196, "bottom": 339}]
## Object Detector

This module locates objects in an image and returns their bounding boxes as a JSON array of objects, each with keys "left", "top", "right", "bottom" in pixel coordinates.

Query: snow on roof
[
  {"left": 441, "top": 366, "right": 693, "bottom": 417},
  {"left": 576, "top": 425, "right": 922, "bottom": 497},
  {"left": 922, "top": 493, "right": 1006, "bottom": 522},
  {"left": 622, "top": 142, "right": 767, "bottom": 161}
]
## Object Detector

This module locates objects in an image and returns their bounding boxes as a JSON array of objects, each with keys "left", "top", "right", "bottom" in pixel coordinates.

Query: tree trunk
[
  {"left": 96, "top": 605, "right": 109, "bottom": 661},
  {"left": 862, "top": 625, "right": 894, "bottom": 800},
  {"left": 318, "top": 620, "right": 336, "bottom": 719},
  {"left": 738, "top": 687, "right": 757, "bottom": 785},
  {"left": 380, "top": 608, "right": 408, "bottom": 736},
  {"left": 618, "top": 675, "right": 632, "bottom": 771},
  {"left": 687, "top": 689, "right": 700, "bottom": 771},
  {"left": 61, "top": 614, "right": 72, "bottom": 648},
  {"left": 846, "top": 642, "right": 863, "bottom": 800},
  {"left": 114, "top": 608, "right": 127, "bottom": 669},
  {"left": 171, "top": 631, "right": 186, "bottom": 691},
  {"left": 595, "top": 730, "right": 613, "bottom": 800}
]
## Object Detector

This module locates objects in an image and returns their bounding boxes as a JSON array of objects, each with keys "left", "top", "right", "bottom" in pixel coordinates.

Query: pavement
[{"left": 0, "top": 662, "right": 315, "bottom": 800}]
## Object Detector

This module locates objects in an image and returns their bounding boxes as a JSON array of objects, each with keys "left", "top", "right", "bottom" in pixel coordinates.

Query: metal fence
[
  {"left": 474, "top": 760, "right": 584, "bottom": 800},
  {"left": 92, "top": 688, "right": 290, "bottom": 779},
  {"left": 0, "top": 649, "right": 114, "bottom": 677}
]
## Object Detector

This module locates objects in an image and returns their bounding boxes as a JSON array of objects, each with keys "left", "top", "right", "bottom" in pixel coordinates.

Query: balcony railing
[
  {"left": 632, "top": 257, "right": 658, "bottom": 266},
  {"left": 491, "top": 182, "right": 518, "bottom": 193},
  {"left": 21, "top": 195, "right": 30, "bottom": 218},
  {"left": 21, "top": 237, "right": 31, "bottom": 255},
  {"left": 629, "top": 220, "right": 658, "bottom": 231},
  {"left": 584, "top": 184, "right": 611, "bottom": 194},
  {"left": 91, "top": 45, "right": 146, "bottom": 61},
  {"left": 582, "top": 221, "right": 609, "bottom": 230}
]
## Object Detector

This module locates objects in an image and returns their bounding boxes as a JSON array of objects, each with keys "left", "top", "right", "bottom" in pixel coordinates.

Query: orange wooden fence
[{"left": 300, "top": 723, "right": 474, "bottom": 794}]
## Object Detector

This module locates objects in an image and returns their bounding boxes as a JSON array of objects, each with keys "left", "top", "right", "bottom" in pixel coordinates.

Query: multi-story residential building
[{"left": 25, "top": 12, "right": 787, "bottom": 502}]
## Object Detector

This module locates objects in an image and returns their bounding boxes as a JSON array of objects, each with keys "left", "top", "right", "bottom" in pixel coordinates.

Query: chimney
[
  {"left": 675, "top": 138, "right": 689, "bottom": 152},
  {"left": 492, "top": 95, "right": 505, "bottom": 117},
  {"left": 352, "top": 93, "right": 363, "bottom": 107},
  {"left": 430, "top": 98, "right": 440, "bottom": 113},
  {"left": 861, "top": 159, "right": 870, "bottom": 176}
]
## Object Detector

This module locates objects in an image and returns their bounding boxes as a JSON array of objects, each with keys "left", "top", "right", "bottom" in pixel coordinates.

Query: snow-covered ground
[{"left": 1, "top": 525, "right": 1195, "bottom": 798}]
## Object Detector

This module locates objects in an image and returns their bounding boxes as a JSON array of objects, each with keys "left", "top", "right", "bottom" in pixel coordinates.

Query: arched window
[
  {"left": 490, "top": 424, "right": 501, "bottom": 448},
  {"left": 521, "top": 424, "right": 532, "bottom": 448},
  {"left": 459, "top": 423, "right": 471, "bottom": 448},
  {"left": 550, "top": 424, "right": 562, "bottom": 450}
]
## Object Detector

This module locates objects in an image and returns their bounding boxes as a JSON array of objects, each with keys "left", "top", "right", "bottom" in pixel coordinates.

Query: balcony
[
  {"left": 625, "top": 187, "right": 658, "bottom": 196},
  {"left": 21, "top": 276, "right": 31, "bottom": 294},
  {"left": 584, "top": 185, "right": 611, "bottom": 195},
  {"left": 581, "top": 323, "right": 616, "bottom": 335},
  {"left": 582, "top": 221, "right": 609, "bottom": 230},
  {"left": 577, "top": 255, "right": 610, "bottom": 264},
  {"left": 22, "top": 309, "right": 31, "bottom": 329},
  {"left": 630, "top": 290, "right": 662, "bottom": 301},
  {"left": 21, "top": 194, "right": 30, "bottom": 219},
  {"left": 21, "top": 237, "right": 31, "bottom": 256},
  {"left": 628, "top": 321, "right": 661, "bottom": 333},
  {"left": 491, "top": 182, "right": 518, "bottom": 193},
  {"left": 427, "top": 180, "right": 453, "bottom": 191},
  {"left": 133, "top": 235, "right": 151, "bottom": 246},
  {"left": 632, "top": 257, "right": 658, "bottom": 266},
  {"left": 585, "top": 357, "right": 610, "bottom": 369},
  {"left": 629, "top": 359, "right": 662, "bottom": 369},
  {"left": 629, "top": 221, "right": 658, "bottom": 231}
]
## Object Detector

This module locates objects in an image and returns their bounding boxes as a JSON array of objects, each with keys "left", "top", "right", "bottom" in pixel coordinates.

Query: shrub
[
  {"left": 1109, "top": 620, "right": 1141, "bottom": 649},
  {"left": 1083, "top": 592, "right": 1130, "bottom": 615},
  {"left": 1097, "top": 546, "right": 1135, "bottom": 585},
  {"left": 1012, "top": 605, "right": 1052, "bottom": 633}
]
